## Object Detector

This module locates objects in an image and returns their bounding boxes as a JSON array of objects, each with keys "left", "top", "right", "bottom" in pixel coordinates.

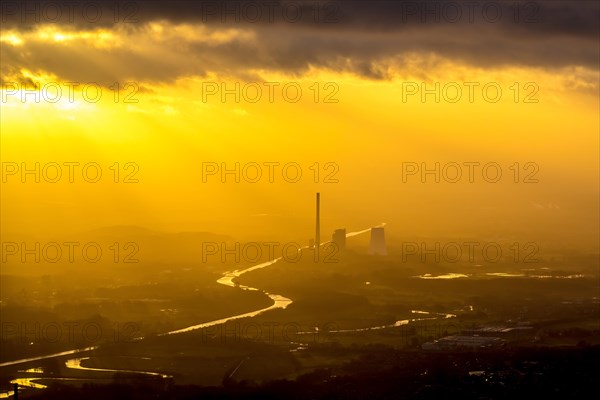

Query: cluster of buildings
[
  {"left": 422, "top": 323, "right": 533, "bottom": 351},
  {"left": 422, "top": 335, "right": 507, "bottom": 351}
]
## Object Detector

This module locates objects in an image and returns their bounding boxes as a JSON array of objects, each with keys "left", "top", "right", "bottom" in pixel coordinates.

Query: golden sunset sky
[{"left": 1, "top": 1, "right": 598, "bottom": 250}]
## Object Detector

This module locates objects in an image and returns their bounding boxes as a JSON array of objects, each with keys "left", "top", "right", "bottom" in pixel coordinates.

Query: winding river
[{"left": 2, "top": 225, "right": 388, "bottom": 397}]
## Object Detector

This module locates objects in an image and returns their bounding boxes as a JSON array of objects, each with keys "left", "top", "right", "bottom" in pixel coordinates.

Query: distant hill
[{"left": 0, "top": 226, "right": 235, "bottom": 273}]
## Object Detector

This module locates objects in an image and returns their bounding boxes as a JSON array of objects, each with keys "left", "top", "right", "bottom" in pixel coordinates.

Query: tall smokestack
[{"left": 315, "top": 193, "right": 320, "bottom": 247}]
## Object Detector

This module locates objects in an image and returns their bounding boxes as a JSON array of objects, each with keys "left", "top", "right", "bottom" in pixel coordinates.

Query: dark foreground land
[
  {"left": 3, "top": 240, "right": 598, "bottom": 399},
  {"left": 21, "top": 345, "right": 600, "bottom": 400}
]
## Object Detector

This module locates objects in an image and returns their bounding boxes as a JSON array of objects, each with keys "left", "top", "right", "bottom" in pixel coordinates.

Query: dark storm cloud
[
  {"left": 2, "top": 0, "right": 598, "bottom": 37},
  {"left": 1, "top": 1, "right": 598, "bottom": 82}
]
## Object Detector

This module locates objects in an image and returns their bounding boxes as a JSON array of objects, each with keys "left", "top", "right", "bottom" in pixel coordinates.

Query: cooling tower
[{"left": 369, "top": 227, "right": 387, "bottom": 255}]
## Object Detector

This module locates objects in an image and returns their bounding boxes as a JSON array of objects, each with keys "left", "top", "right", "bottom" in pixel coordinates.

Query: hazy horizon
[{"left": 1, "top": 1, "right": 598, "bottom": 399}]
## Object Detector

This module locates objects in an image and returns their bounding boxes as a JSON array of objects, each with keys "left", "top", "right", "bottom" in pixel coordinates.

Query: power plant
[{"left": 311, "top": 193, "right": 382, "bottom": 256}]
